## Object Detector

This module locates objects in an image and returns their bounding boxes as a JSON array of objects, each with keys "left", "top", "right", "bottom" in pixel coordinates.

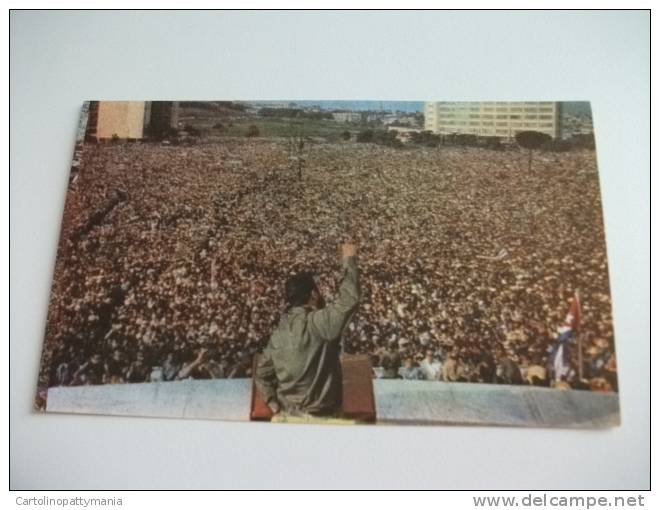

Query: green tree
[
  {"left": 515, "top": 131, "right": 552, "bottom": 171},
  {"left": 356, "top": 130, "right": 374, "bottom": 143}
]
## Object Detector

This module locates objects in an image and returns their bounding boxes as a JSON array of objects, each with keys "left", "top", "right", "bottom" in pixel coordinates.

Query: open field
[{"left": 178, "top": 104, "right": 374, "bottom": 140}]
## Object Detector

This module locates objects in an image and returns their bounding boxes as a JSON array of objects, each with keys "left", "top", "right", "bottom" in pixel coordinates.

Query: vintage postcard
[{"left": 35, "top": 100, "right": 619, "bottom": 427}]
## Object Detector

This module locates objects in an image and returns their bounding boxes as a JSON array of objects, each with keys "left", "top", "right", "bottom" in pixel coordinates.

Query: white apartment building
[
  {"left": 332, "top": 112, "right": 362, "bottom": 123},
  {"left": 424, "top": 102, "right": 561, "bottom": 139}
]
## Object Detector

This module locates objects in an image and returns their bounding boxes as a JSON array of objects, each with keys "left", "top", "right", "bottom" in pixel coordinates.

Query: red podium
[{"left": 250, "top": 354, "right": 376, "bottom": 423}]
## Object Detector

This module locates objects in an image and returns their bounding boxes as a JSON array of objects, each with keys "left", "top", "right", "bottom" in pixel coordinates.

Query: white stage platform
[{"left": 45, "top": 379, "right": 620, "bottom": 428}]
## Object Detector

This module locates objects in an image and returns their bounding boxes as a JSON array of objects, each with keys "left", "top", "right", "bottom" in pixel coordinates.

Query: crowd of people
[{"left": 37, "top": 136, "right": 617, "bottom": 399}]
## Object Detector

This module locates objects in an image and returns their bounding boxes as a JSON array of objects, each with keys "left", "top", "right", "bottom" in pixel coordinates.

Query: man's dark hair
[{"left": 285, "top": 272, "right": 316, "bottom": 307}]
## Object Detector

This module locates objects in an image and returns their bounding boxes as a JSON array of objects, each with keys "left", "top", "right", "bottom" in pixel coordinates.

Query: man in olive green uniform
[{"left": 256, "top": 243, "right": 359, "bottom": 418}]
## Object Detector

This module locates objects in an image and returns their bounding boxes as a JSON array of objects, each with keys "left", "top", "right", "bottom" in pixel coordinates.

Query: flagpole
[
  {"left": 576, "top": 290, "right": 583, "bottom": 381},
  {"left": 577, "top": 331, "right": 583, "bottom": 381}
]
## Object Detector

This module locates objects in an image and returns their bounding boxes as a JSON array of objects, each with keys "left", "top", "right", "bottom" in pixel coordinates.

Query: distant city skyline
[
  {"left": 251, "top": 100, "right": 424, "bottom": 113},
  {"left": 249, "top": 100, "right": 591, "bottom": 116}
]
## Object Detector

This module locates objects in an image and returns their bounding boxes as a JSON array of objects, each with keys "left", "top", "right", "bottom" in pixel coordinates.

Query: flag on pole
[
  {"left": 550, "top": 291, "right": 581, "bottom": 381},
  {"left": 562, "top": 290, "right": 581, "bottom": 332}
]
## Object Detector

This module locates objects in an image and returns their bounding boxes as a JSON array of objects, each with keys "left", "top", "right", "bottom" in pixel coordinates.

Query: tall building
[
  {"left": 145, "top": 101, "right": 180, "bottom": 138},
  {"left": 332, "top": 112, "right": 361, "bottom": 123},
  {"left": 424, "top": 101, "right": 561, "bottom": 140},
  {"left": 85, "top": 101, "right": 179, "bottom": 141}
]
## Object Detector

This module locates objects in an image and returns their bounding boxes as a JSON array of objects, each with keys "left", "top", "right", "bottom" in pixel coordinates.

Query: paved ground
[
  {"left": 44, "top": 379, "right": 619, "bottom": 428},
  {"left": 373, "top": 380, "right": 619, "bottom": 428}
]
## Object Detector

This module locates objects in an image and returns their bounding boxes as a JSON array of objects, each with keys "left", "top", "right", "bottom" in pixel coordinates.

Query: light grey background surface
[{"left": 10, "top": 10, "right": 650, "bottom": 489}]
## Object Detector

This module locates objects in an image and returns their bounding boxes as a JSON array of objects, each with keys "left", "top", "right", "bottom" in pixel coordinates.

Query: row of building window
[
  {"left": 432, "top": 107, "right": 555, "bottom": 114},
  {"left": 427, "top": 113, "right": 554, "bottom": 120},
  {"left": 426, "top": 101, "right": 555, "bottom": 108},
  {"left": 427, "top": 101, "right": 554, "bottom": 107},
  {"left": 438, "top": 121, "right": 556, "bottom": 128},
  {"left": 431, "top": 110, "right": 555, "bottom": 117},
  {"left": 430, "top": 103, "right": 555, "bottom": 108},
  {"left": 439, "top": 128, "right": 554, "bottom": 135}
]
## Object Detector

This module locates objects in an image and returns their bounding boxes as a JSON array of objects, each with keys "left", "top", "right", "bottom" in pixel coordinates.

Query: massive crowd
[{"left": 37, "top": 137, "right": 617, "bottom": 397}]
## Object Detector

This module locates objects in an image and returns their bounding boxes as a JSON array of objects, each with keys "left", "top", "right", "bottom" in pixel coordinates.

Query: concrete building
[
  {"left": 332, "top": 111, "right": 361, "bottom": 123},
  {"left": 85, "top": 101, "right": 179, "bottom": 141},
  {"left": 145, "top": 101, "right": 180, "bottom": 138},
  {"left": 424, "top": 101, "right": 561, "bottom": 140}
]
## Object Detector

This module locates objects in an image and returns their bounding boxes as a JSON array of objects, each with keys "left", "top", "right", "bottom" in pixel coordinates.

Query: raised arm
[
  {"left": 176, "top": 348, "right": 206, "bottom": 380},
  {"left": 308, "top": 243, "right": 360, "bottom": 342}
]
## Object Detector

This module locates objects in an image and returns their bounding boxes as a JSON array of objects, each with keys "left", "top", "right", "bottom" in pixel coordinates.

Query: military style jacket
[{"left": 255, "top": 256, "right": 359, "bottom": 415}]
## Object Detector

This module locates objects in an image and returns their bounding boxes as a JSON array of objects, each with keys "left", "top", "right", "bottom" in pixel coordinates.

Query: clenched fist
[{"left": 341, "top": 243, "right": 357, "bottom": 258}]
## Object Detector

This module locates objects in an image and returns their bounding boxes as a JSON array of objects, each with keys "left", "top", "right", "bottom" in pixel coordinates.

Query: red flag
[{"left": 563, "top": 291, "right": 581, "bottom": 331}]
